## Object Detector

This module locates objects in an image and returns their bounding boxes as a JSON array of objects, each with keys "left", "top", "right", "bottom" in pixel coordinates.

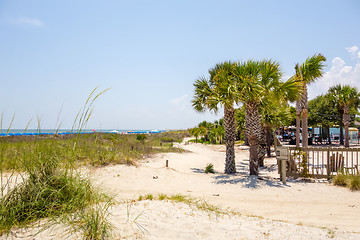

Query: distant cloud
[
  {"left": 170, "top": 94, "right": 188, "bottom": 106},
  {"left": 9, "top": 17, "right": 44, "bottom": 27},
  {"left": 309, "top": 45, "right": 360, "bottom": 99},
  {"left": 346, "top": 46, "right": 359, "bottom": 58}
]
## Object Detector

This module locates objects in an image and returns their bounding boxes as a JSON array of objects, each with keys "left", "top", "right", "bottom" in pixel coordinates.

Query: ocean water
[{"left": 0, "top": 129, "right": 163, "bottom": 135}]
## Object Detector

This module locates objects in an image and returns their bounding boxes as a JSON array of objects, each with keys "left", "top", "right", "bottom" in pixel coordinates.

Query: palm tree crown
[
  {"left": 192, "top": 61, "right": 238, "bottom": 174},
  {"left": 233, "top": 59, "right": 300, "bottom": 175},
  {"left": 328, "top": 84, "right": 360, "bottom": 147},
  {"left": 294, "top": 53, "right": 326, "bottom": 148}
]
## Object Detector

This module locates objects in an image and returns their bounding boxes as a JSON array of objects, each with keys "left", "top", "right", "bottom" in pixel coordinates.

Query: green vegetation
[
  {"left": 293, "top": 149, "right": 310, "bottom": 179},
  {"left": 204, "top": 163, "right": 215, "bottom": 173},
  {"left": 68, "top": 200, "right": 114, "bottom": 240},
  {"left": 333, "top": 172, "right": 360, "bottom": 190},
  {"left": 192, "top": 61, "right": 238, "bottom": 174},
  {"left": 328, "top": 85, "right": 360, "bottom": 147},
  {"left": 0, "top": 130, "right": 187, "bottom": 237},
  {"left": 0, "top": 131, "right": 189, "bottom": 171},
  {"left": 192, "top": 60, "right": 301, "bottom": 175},
  {"left": 0, "top": 88, "right": 117, "bottom": 238},
  {"left": 188, "top": 120, "right": 225, "bottom": 145},
  {"left": 293, "top": 54, "right": 327, "bottom": 148},
  {"left": 0, "top": 86, "right": 189, "bottom": 238},
  {"left": 136, "top": 134, "right": 147, "bottom": 142},
  {"left": 144, "top": 194, "right": 154, "bottom": 200},
  {"left": 136, "top": 194, "right": 229, "bottom": 216}
]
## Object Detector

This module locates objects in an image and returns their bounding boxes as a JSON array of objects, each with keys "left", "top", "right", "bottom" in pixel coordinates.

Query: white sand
[{"left": 2, "top": 139, "right": 360, "bottom": 239}]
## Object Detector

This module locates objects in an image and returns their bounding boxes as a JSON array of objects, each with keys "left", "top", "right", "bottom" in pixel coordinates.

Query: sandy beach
[{"left": 2, "top": 139, "right": 360, "bottom": 239}]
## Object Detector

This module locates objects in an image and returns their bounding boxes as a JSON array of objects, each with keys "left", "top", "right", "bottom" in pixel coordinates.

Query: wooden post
[
  {"left": 281, "top": 159, "right": 286, "bottom": 184},
  {"left": 166, "top": 160, "right": 168, "bottom": 168}
]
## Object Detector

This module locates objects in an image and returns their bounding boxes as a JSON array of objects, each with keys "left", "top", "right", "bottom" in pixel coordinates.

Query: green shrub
[
  {"left": 204, "top": 163, "right": 215, "bottom": 173},
  {"left": 0, "top": 171, "right": 93, "bottom": 233},
  {"left": 145, "top": 194, "right": 153, "bottom": 200},
  {"left": 333, "top": 172, "right": 347, "bottom": 186},
  {"left": 136, "top": 134, "right": 146, "bottom": 142},
  {"left": 333, "top": 172, "right": 360, "bottom": 190},
  {"left": 69, "top": 201, "right": 114, "bottom": 240},
  {"left": 348, "top": 175, "right": 360, "bottom": 190}
]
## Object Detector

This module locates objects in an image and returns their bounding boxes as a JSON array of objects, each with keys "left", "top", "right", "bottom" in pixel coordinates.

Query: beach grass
[
  {"left": 0, "top": 131, "right": 189, "bottom": 172},
  {"left": 204, "top": 163, "right": 215, "bottom": 173},
  {"left": 136, "top": 194, "right": 230, "bottom": 216},
  {"left": 0, "top": 131, "right": 189, "bottom": 237},
  {"left": 0, "top": 87, "right": 190, "bottom": 239},
  {"left": 333, "top": 172, "right": 360, "bottom": 190}
]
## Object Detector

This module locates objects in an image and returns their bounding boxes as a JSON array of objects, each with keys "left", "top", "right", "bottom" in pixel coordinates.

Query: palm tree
[
  {"left": 235, "top": 106, "right": 246, "bottom": 142},
  {"left": 234, "top": 60, "right": 299, "bottom": 175},
  {"left": 308, "top": 94, "right": 338, "bottom": 144},
  {"left": 328, "top": 85, "right": 360, "bottom": 147},
  {"left": 261, "top": 101, "right": 292, "bottom": 157},
  {"left": 294, "top": 54, "right": 326, "bottom": 148},
  {"left": 192, "top": 61, "right": 238, "bottom": 174}
]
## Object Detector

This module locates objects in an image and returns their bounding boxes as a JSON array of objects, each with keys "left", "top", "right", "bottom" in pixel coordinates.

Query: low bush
[
  {"left": 204, "top": 163, "right": 215, "bottom": 173},
  {"left": 333, "top": 172, "right": 360, "bottom": 190}
]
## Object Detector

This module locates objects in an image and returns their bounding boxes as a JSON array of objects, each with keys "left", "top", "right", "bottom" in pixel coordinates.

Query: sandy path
[{"left": 91, "top": 140, "right": 360, "bottom": 232}]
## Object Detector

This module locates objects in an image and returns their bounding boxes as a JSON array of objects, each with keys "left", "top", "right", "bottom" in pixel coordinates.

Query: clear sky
[{"left": 1, "top": 0, "right": 359, "bottom": 130}]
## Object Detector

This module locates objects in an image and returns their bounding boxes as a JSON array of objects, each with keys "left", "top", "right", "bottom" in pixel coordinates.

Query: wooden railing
[{"left": 283, "top": 147, "right": 360, "bottom": 178}]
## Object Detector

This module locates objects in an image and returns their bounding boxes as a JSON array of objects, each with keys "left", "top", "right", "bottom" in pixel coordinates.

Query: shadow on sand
[{"left": 192, "top": 159, "right": 291, "bottom": 189}]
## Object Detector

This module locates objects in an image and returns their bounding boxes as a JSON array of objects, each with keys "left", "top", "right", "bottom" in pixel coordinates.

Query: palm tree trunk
[
  {"left": 296, "top": 100, "right": 301, "bottom": 147},
  {"left": 245, "top": 102, "right": 261, "bottom": 176},
  {"left": 343, "top": 105, "right": 350, "bottom": 148},
  {"left": 302, "top": 109, "right": 308, "bottom": 148},
  {"left": 258, "top": 128, "right": 266, "bottom": 167},
  {"left": 296, "top": 113, "right": 301, "bottom": 147},
  {"left": 340, "top": 125, "right": 344, "bottom": 145},
  {"left": 327, "top": 126, "right": 332, "bottom": 144},
  {"left": 300, "top": 85, "right": 308, "bottom": 148},
  {"left": 265, "top": 126, "right": 272, "bottom": 157},
  {"left": 224, "top": 107, "right": 236, "bottom": 174}
]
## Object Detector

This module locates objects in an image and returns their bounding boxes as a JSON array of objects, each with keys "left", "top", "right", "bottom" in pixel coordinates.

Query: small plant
[
  {"left": 136, "top": 134, "right": 146, "bottom": 142},
  {"left": 204, "top": 163, "right": 215, "bottom": 173},
  {"left": 158, "top": 194, "right": 167, "bottom": 200},
  {"left": 68, "top": 200, "right": 114, "bottom": 240},
  {"left": 332, "top": 172, "right": 347, "bottom": 186},
  {"left": 144, "top": 194, "right": 153, "bottom": 200},
  {"left": 348, "top": 174, "right": 360, "bottom": 190},
  {"left": 293, "top": 149, "right": 309, "bottom": 178},
  {"left": 332, "top": 172, "right": 360, "bottom": 190}
]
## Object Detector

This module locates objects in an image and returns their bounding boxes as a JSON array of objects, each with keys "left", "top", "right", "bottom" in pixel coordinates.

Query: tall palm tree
[
  {"left": 192, "top": 61, "right": 238, "bottom": 174},
  {"left": 234, "top": 60, "right": 299, "bottom": 175},
  {"left": 261, "top": 101, "right": 292, "bottom": 157},
  {"left": 328, "top": 84, "right": 360, "bottom": 147},
  {"left": 294, "top": 54, "right": 326, "bottom": 148}
]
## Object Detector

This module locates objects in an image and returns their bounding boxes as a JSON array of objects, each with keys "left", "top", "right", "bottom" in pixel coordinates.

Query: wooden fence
[{"left": 278, "top": 146, "right": 360, "bottom": 179}]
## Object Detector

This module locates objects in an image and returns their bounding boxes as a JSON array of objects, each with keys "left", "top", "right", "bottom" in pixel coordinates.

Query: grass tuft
[
  {"left": 144, "top": 194, "right": 153, "bottom": 200},
  {"left": 68, "top": 200, "right": 114, "bottom": 240},
  {"left": 332, "top": 172, "right": 360, "bottom": 190},
  {"left": 204, "top": 163, "right": 215, "bottom": 173}
]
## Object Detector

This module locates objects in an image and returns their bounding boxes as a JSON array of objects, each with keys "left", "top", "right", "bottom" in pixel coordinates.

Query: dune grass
[
  {"left": 0, "top": 85, "right": 189, "bottom": 238},
  {"left": 333, "top": 172, "right": 360, "bottom": 190},
  {"left": 204, "top": 163, "right": 215, "bottom": 173},
  {"left": 0, "top": 131, "right": 189, "bottom": 172},
  {"left": 136, "top": 194, "right": 230, "bottom": 216},
  {"left": 0, "top": 131, "right": 188, "bottom": 237},
  {"left": 0, "top": 87, "right": 118, "bottom": 239}
]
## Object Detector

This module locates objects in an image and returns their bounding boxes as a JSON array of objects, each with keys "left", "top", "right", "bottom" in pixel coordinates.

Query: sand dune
[{"left": 2, "top": 139, "right": 360, "bottom": 239}]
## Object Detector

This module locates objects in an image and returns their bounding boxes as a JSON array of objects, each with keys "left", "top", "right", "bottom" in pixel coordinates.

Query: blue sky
[{"left": 0, "top": 0, "right": 359, "bottom": 130}]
